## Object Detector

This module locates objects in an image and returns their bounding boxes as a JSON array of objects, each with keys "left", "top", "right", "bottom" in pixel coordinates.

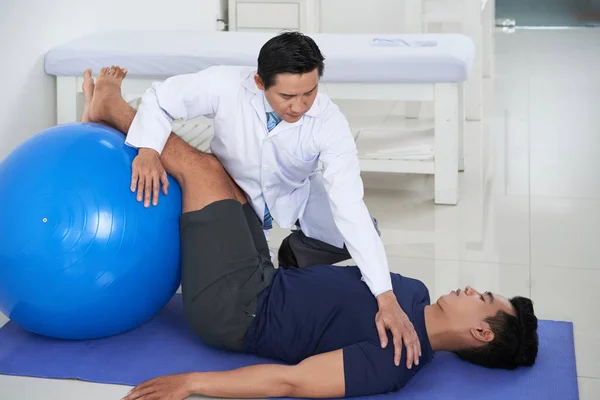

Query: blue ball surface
[{"left": 0, "top": 122, "right": 182, "bottom": 339}]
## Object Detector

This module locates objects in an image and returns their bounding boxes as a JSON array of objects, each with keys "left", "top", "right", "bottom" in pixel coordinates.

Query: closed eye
[
  {"left": 480, "top": 294, "right": 485, "bottom": 302},
  {"left": 304, "top": 84, "right": 318, "bottom": 95}
]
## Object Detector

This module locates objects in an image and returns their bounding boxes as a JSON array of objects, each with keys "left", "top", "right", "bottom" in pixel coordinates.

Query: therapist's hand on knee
[
  {"left": 376, "top": 291, "right": 421, "bottom": 369},
  {"left": 131, "top": 148, "right": 169, "bottom": 207}
]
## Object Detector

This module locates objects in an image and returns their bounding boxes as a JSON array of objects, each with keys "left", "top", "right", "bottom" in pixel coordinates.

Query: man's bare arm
[{"left": 123, "top": 350, "right": 345, "bottom": 400}]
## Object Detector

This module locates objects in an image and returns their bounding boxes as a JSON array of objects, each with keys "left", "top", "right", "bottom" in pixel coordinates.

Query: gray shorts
[{"left": 179, "top": 200, "right": 275, "bottom": 351}]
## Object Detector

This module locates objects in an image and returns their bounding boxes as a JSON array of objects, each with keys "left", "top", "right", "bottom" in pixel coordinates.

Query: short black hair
[
  {"left": 257, "top": 31, "right": 325, "bottom": 90},
  {"left": 454, "top": 296, "right": 539, "bottom": 370}
]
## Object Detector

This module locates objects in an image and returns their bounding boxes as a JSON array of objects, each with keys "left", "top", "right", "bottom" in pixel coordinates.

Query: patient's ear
[
  {"left": 470, "top": 323, "right": 495, "bottom": 344},
  {"left": 254, "top": 74, "right": 265, "bottom": 90}
]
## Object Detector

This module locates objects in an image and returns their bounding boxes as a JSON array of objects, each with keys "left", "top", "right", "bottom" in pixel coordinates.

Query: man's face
[
  {"left": 437, "top": 286, "right": 516, "bottom": 343},
  {"left": 255, "top": 69, "right": 319, "bottom": 123}
]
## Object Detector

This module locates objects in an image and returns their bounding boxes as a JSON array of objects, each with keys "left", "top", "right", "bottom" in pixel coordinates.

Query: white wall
[
  {"left": 319, "top": 0, "right": 407, "bottom": 33},
  {"left": 0, "top": 0, "right": 220, "bottom": 160}
]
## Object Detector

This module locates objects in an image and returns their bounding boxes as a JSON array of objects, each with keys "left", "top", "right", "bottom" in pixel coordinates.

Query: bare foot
[
  {"left": 88, "top": 65, "right": 128, "bottom": 123},
  {"left": 80, "top": 69, "right": 95, "bottom": 122}
]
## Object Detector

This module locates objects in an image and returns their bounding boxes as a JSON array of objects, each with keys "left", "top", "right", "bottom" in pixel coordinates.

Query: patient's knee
[
  {"left": 202, "top": 153, "right": 225, "bottom": 173},
  {"left": 179, "top": 152, "right": 225, "bottom": 181}
]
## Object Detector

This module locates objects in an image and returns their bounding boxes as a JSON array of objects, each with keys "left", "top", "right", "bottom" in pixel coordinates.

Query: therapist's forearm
[
  {"left": 99, "top": 92, "right": 172, "bottom": 158},
  {"left": 125, "top": 86, "right": 176, "bottom": 155},
  {"left": 335, "top": 204, "right": 393, "bottom": 297},
  {"left": 318, "top": 128, "right": 393, "bottom": 297},
  {"left": 371, "top": 274, "right": 394, "bottom": 298},
  {"left": 125, "top": 68, "right": 219, "bottom": 155}
]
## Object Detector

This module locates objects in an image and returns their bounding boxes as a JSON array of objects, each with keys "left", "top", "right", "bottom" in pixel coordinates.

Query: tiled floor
[{"left": 2, "top": 27, "right": 600, "bottom": 399}]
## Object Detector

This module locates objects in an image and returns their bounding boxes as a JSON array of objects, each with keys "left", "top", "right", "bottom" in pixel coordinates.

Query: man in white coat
[{"left": 89, "top": 31, "right": 422, "bottom": 367}]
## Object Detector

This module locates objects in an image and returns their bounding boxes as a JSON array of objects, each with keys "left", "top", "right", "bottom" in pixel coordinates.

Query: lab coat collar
[
  {"left": 241, "top": 71, "right": 323, "bottom": 121},
  {"left": 263, "top": 94, "right": 275, "bottom": 113}
]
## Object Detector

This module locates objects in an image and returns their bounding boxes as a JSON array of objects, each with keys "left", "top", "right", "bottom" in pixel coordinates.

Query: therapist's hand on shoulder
[
  {"left": 375, "top": 291, "right": 421, "bottom": 369},
  {"left": 131, "top": 148, "right": 169, "bottom": 207}
]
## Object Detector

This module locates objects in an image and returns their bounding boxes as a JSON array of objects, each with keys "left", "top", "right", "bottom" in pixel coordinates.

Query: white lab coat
[{"left": 125, "top": 65, "right": 392, "bottom": 296}]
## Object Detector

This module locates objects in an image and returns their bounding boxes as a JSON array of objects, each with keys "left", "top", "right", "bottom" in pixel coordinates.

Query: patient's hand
[
  {"left": 376, "top": 291, "right": 421, "bottom": 369},
  {"left": 131, "top": 148, "right": 169, "bottom": 207},
  {"left": 123, "top": 372, "right": 193, "bottom": 400}
]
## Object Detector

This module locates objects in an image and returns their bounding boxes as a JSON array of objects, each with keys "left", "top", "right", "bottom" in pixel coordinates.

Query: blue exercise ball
[{"left": 0, "top": 122, "right": 182, "bottom": 340}]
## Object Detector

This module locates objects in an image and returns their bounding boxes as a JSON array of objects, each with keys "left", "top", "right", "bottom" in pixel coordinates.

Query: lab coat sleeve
[
  {"left": 125, "top": 66, "right": 222, "bottom": 155},
  {"left": 317, "top": 111, "right": 393, "bottom": 297}
]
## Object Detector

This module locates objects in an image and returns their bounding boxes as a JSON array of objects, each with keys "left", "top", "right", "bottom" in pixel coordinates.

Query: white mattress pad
[{"left": 45, "top": 30, "right": 475, "bottom": 83}]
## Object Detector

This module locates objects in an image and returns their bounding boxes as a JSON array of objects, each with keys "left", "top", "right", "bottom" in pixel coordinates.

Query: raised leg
[
  {"left": 434, "top": 83, "right": 459, "bottom": 205},
  {"left": 84, "top": 67, "right": 248, "bottom": 213},
  {"left": 80, "top": 69, "right": 96, "bottom": 123},
  {"left": 83, "top": 66, "right": 274, "bottom": 352}
]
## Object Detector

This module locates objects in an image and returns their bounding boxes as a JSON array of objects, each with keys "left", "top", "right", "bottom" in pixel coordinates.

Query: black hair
[
  {"left": 257, "top": 31, "right": 325, "bottom": 90},
  {"left": 454, "top": 296, "right": 539, "bottom": 370}
]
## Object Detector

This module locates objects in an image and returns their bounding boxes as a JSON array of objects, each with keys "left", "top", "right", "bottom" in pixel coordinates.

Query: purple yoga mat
[{"left": 0, "top": 294, "right": 580, "bottom": 400}]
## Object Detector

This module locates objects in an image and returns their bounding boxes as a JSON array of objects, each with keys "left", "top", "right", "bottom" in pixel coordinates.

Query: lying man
[{"left": 81, "top": 67, "right": 538, "bottom": 400}]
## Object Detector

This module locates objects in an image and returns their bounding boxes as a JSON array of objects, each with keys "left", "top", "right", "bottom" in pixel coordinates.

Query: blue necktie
[
  {"left": 263, "top": 111, "right": 282, "bottom": 229},
  {"left": 266, "top": 111, "right": 282, "bottom": 132}
]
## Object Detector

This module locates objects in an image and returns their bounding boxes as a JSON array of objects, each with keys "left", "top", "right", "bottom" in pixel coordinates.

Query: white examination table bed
[{"left": 45, "top": 30, "right": 475, "bottom": 205}]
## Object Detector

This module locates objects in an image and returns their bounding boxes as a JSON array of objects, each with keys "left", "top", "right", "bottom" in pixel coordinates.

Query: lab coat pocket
[{"left": 278, "top": 148, "right": 319, "bottom": 184}]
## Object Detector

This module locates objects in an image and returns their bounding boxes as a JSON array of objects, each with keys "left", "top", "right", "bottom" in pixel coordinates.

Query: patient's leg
[
  {"left": 80, "top": 69, "right": 96, "bottom": 123},
  {"left": 87, "top": 66, "right": 131, "bottom": 131},
  {"left": 84, "top": 66, "right": 248, "bottom": 212},
  {"left": 83, "top": 67, "right": 267, "bottom": 252},
  {"left": 83, "top": 67, "right": 274, "bottom": 352}
]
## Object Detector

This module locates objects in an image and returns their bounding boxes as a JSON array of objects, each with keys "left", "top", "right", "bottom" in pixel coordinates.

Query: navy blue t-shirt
[{"left": 243, "top": 265, "right": 435, "bottom": 397}]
